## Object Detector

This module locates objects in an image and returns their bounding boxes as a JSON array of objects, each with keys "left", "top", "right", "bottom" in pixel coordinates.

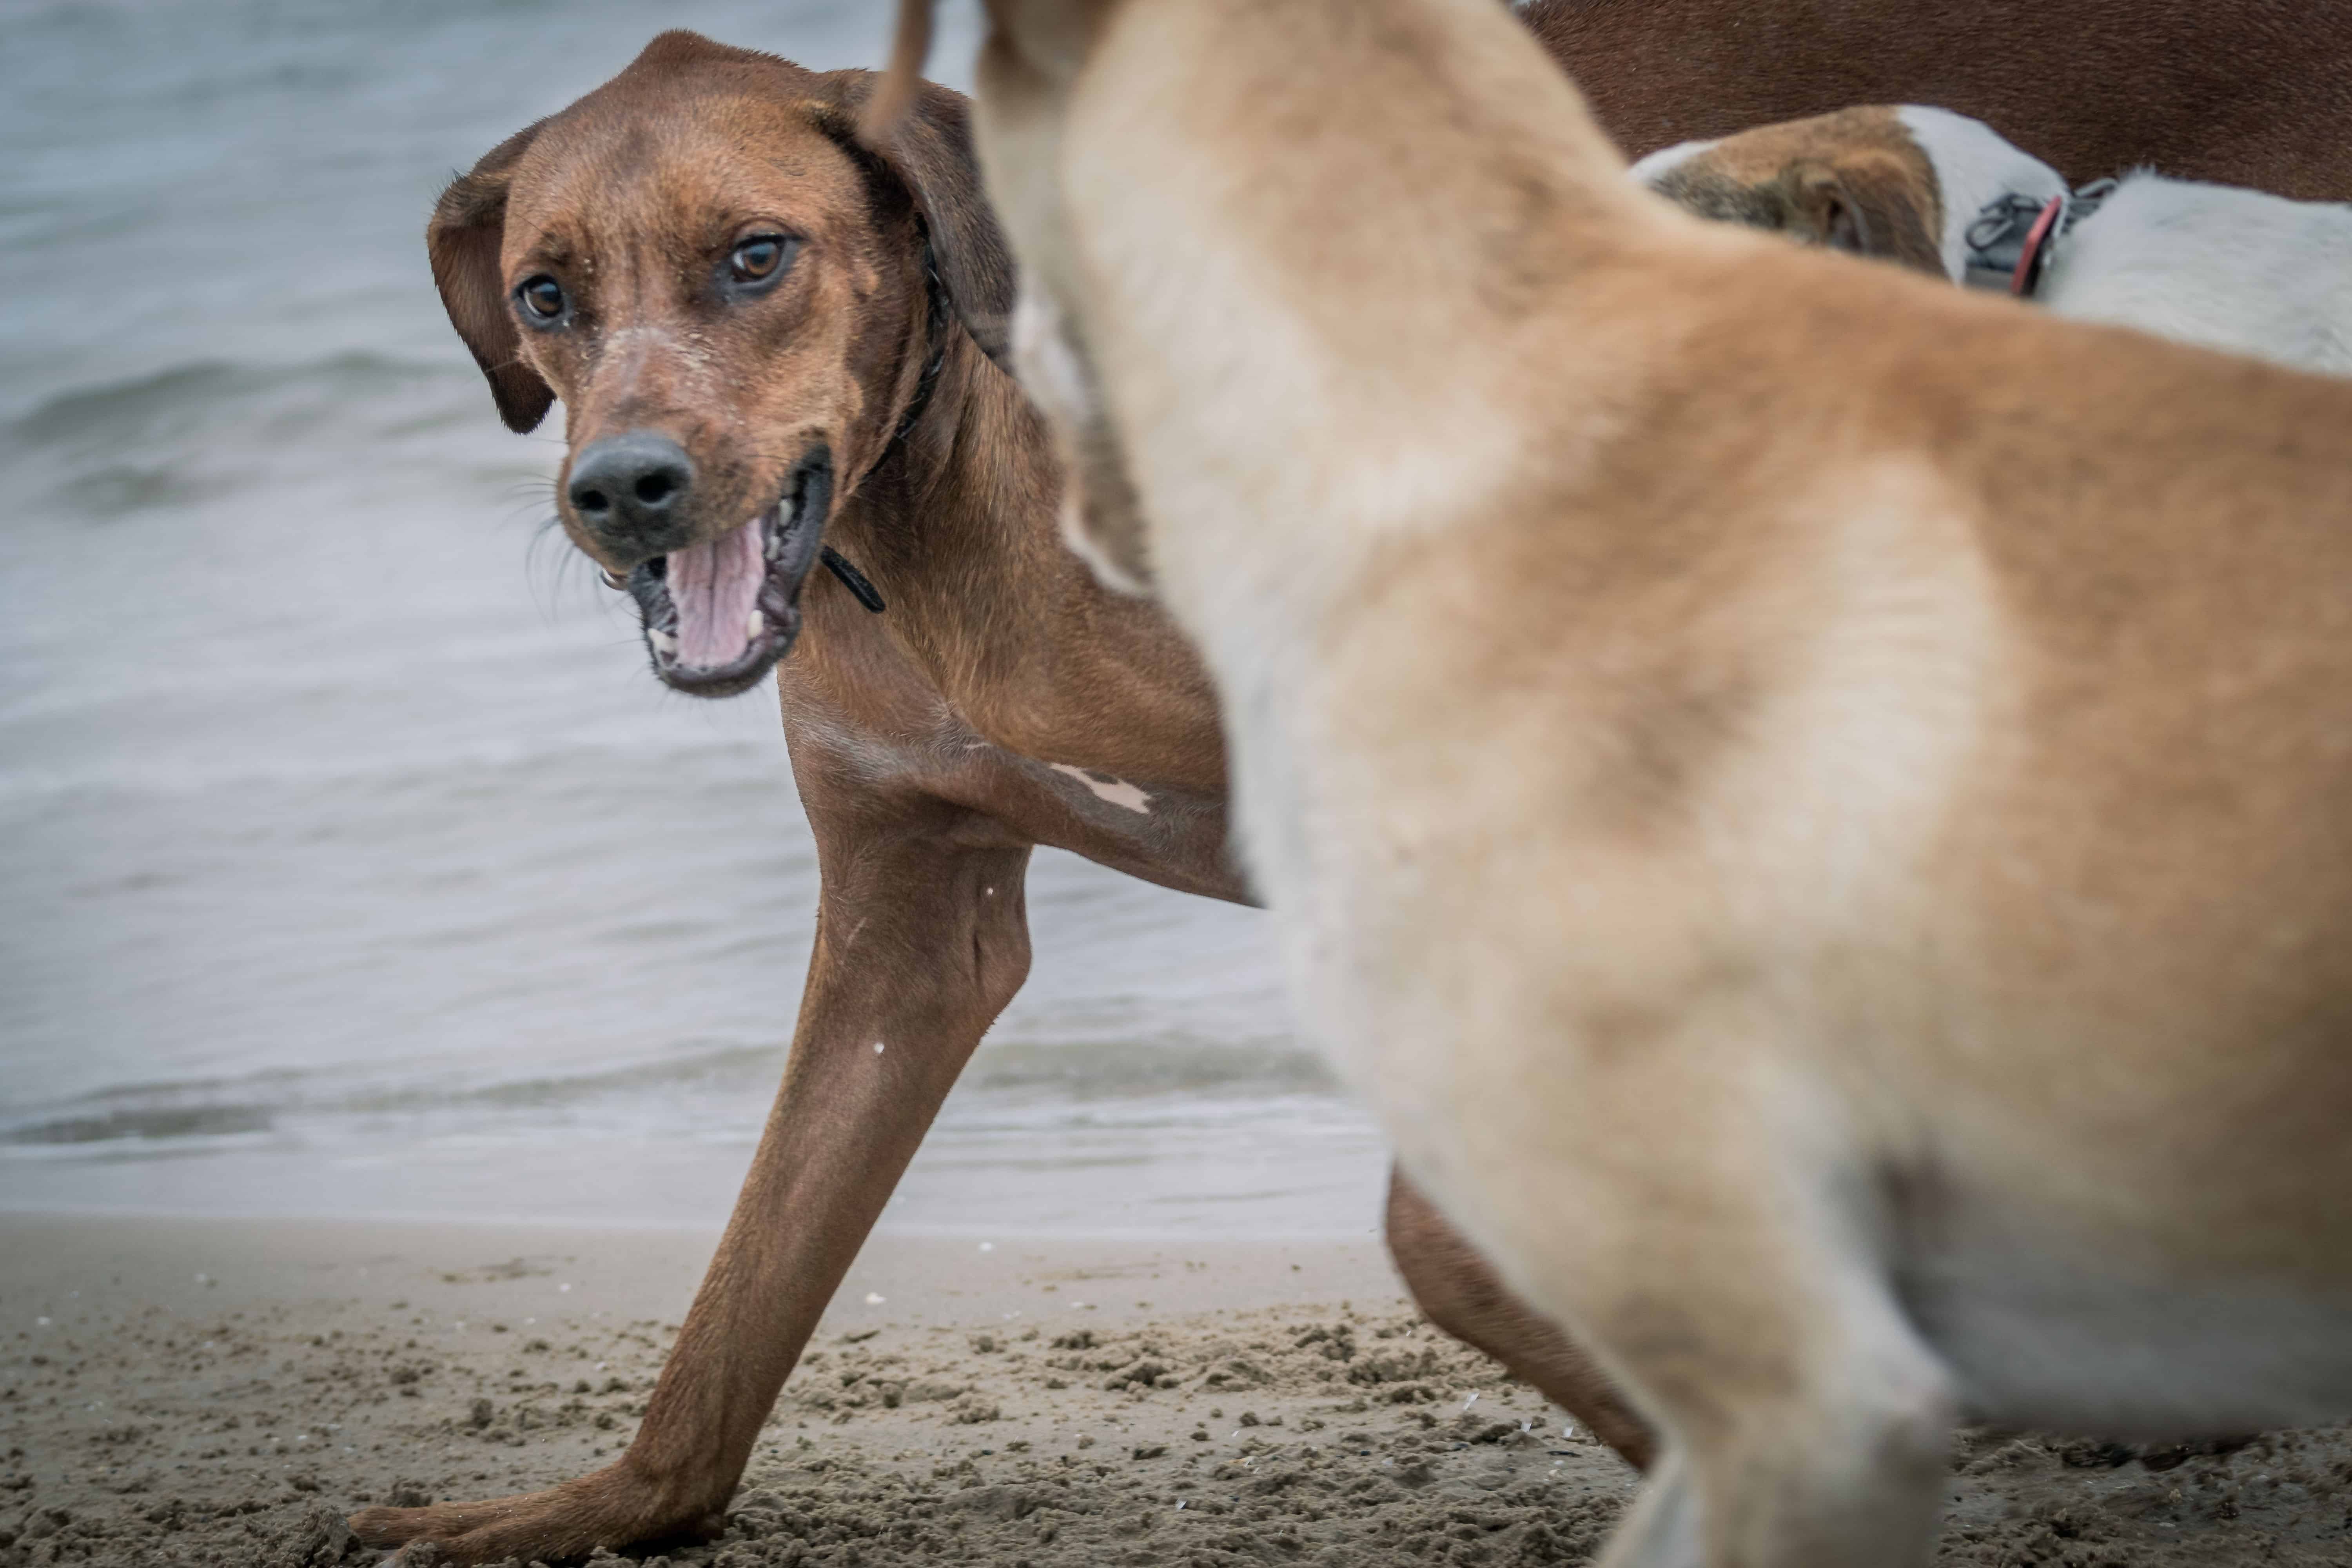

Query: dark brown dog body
[
  {"left": 360, "top": 13, "right": 2350, "bottom": 1561},
  {"left": 1526, "top": 0, "right": 2352, "bottom": 200}
]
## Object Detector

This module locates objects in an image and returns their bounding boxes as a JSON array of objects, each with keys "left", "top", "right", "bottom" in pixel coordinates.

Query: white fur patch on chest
[{"left": 1049, "top": 762, "right": 1154, "bottom": 814}]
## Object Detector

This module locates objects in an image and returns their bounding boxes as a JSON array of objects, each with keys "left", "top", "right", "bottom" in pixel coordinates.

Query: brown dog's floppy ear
[
  {"left": 1791, "top": 165, "right": 1873, "bottom": 255},
  {"left": 1786, "top": 156, "right": 1944, "bottom": 277},
  {"left": 428, "top": 120, "right": 556, "bottom": 434},
  {"left": 818, "top": 77, "right": 1017, "bottom": 369}
]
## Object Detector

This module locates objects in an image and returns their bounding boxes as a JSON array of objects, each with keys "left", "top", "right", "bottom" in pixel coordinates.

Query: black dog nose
[{"left": 567, "top": 432, "right": 695, "bottom": 553}]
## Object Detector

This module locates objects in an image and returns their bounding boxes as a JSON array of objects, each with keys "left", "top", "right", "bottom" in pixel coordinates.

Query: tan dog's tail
[{"left": 863, "top": 0, "right": 940, "bottom": 143}]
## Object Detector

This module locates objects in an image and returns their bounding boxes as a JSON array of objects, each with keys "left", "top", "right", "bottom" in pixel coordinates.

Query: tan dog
[{"left": 878, "top": 1, "right": 2352, "bottom": 1563}]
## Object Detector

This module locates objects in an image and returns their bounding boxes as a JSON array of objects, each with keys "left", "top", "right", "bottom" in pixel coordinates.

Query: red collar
[{"left": 2009, "top": 194, "right": 2067, "bottom": 298}]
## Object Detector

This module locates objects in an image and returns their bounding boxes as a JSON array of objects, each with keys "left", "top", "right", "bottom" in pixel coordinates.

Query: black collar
[
  {"left": 883, "top": 240, "right": 953, "bottom": 456},
  {"left": 817, "top": 238, "right": 952, "bottom": 615}
]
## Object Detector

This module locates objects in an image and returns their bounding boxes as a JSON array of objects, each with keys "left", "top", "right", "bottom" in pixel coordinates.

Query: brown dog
[
  {"left": 1520, "top": 0, "right": 2352, "bottom": 200},
  {"left": 359, "top": 9, "right": 2352, "bottom": 1561}
]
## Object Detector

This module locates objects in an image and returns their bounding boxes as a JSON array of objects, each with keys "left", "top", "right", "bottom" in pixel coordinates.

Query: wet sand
[{"left": 3, "top": 1213, "right": 2347, "bottom": 1565}]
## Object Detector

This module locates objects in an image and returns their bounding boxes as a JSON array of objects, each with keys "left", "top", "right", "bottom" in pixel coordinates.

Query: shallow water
[{"left": 0, "top": 0, "right": 1386, "bottom": 1236}]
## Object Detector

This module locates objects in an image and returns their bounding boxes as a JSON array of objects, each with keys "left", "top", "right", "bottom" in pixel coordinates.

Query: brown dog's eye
[
  {"left": 728, "top": 235, "right": 795, "bottom": 285},
  {"left": 516, "top": 275, "right": 565, "bottom": 321}
]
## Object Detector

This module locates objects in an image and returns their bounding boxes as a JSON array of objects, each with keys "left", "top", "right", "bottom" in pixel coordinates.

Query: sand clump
[{"left": 6, "top": 1283, "right": 2352, "bottom": 1567}]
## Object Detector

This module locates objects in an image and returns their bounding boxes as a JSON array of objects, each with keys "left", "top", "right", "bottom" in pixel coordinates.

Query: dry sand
[{"left": 2, "top": 1213, "right": 2347, "bottom": 1566}]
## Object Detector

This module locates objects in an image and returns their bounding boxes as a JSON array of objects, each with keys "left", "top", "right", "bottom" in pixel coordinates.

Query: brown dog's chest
[{"left": 780, "top": 598, "right": 1248, "bottom": 902}]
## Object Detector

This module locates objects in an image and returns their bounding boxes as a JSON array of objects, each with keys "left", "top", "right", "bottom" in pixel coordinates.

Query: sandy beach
[
  {"left": 3, "top": 1214, "right": 2346, "bottom": 1566},
  {"left": 8, "top": 4, "right": 2352, "bottom": 1565}
]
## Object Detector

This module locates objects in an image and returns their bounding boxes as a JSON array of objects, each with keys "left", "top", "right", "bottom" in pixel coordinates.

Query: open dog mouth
[{"left": 625, "top": 449, "right": 833, "bottom": 699}]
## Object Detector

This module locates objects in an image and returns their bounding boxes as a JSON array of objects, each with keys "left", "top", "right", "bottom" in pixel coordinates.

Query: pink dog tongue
[{"left": 667, "top": 515, "right": 765, "bottom": 668}]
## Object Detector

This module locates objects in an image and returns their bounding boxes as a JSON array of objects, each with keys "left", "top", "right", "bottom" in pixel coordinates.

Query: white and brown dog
[
  {"left": 1633, "top": 105, "right": 2352, "bottom": 375},
  {"left": 872, "top": 0, "right": 2352, "bottom": 1563}
]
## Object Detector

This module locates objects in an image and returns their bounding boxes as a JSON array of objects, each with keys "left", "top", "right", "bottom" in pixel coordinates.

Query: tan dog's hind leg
[
  {"left": 353, "top": 794, "right": 1033, "bottom": 1564},
  {"left": 1562, "top": 1190, "right": 1951, "bottom": 1567},
  {"left": 1384, "top": 1169, "right": 1656, "bottom": 1467},
  {"left": 1418, "top": 1009, "right": 1953, "bottom": 1567}
]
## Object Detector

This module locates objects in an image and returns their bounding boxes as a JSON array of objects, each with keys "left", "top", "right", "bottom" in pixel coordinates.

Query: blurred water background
[{"left": 0, "top": 0, "right": 1384, "bottom": 1237}]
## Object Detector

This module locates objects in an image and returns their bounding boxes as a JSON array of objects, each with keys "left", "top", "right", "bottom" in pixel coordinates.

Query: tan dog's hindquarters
[{"left": 906, "top": 0, "right": 2352, "bottom": 1561}]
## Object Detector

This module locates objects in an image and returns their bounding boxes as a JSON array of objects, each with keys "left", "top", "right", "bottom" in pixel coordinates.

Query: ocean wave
[
  {"left": 0, "top": 724, "right": 785, "bottom": 808},
  {"left": 966, "top": 1038, "right": 1334, "bottom": 1098},
  {"left": 11, "top": 352, "right": 470, "bottom": 450},
  {"left": 8, "top": 351, "right": 502, "bottom": 522},
  {"left": 4, "top": 1103, "right": 275, "bottom": 1147},
  {"left": 0, "top": 1037, "right": 1337, "bottom": 1156}
]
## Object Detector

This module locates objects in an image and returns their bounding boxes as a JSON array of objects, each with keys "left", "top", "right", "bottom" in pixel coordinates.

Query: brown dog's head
[
  {"left": 432, "top": 31, "right": 1013, "bottom": 696},
  {"left": 1628, "top": 106, "right": 1949, "bottom": 278}
]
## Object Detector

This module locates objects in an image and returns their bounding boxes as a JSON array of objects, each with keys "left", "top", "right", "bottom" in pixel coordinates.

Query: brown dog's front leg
[
  {"left": 1384, "top": 1167, "right": 1658, "bottom": 1470},
  {"left": 353, "top": 810, "right": 1033, "bottom": 1564}
]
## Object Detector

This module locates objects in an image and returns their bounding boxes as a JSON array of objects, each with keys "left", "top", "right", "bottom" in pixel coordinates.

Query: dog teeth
[
  {"left": 746, "top": 610, "right": 766, "bottom": 639},
  {"left": 648, "top": 628, "right": 678, "bottom": 658}
]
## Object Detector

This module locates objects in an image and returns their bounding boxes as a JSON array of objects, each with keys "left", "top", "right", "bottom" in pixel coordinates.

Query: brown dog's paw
[{"left": 349, "top": 1466, "right": 724, "bottom": 1566}]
